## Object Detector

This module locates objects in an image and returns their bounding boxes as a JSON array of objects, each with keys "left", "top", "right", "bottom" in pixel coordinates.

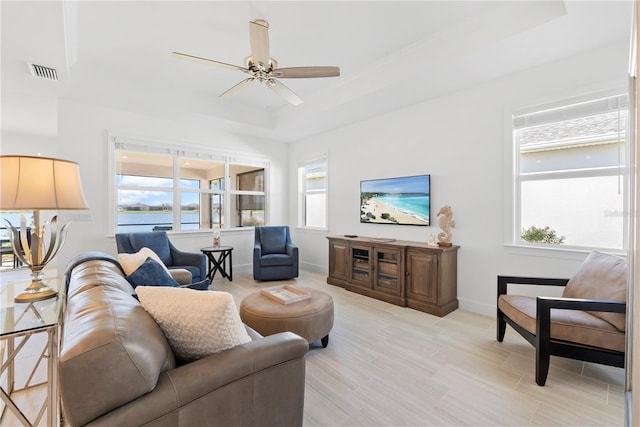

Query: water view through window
[{"left": 114, "top": 145, "right": 268, "bottom": 232}]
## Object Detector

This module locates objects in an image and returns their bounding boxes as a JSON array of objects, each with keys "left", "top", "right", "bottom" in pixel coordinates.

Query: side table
[
  {"left": 0, "top": 277, "right": 63, "bottom": 427},
  {"left": 201, "top": 246, "right": 234, "bottom": 281}
]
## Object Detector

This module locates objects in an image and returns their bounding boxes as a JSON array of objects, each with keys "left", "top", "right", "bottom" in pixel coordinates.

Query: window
[
  {"left": 0, "top": 211, "right": 33, "bottom": 266},
  {"left": 112, "top": 138, "right": 268, "bottom": 233},
  {"left": 298, "top": 158, "right": 327, "bottom": 229},
  {"left": 512, "top": 92, "right": 628, "bottom": 251},
  {"left": 209, "top": 178, "right": 224, "bottom": 228},
  {"left": 236, "top": 168, "right": 265, "bottom": 227}
]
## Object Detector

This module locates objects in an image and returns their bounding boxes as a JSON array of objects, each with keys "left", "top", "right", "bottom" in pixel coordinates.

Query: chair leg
[
  {"left": 535, "top": 296, "right": 551, "bottom": 386},
  {"left": 535, "top": 346, "right": 550, "bottom": 386},
  {"left": 497, "top": 311, "right": 506, "bottom": 342},
  {"left": 321, "top": 335, "right": 329, "bottom": 348}
]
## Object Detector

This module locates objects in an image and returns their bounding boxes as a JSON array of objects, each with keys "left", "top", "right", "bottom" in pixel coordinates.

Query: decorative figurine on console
[{"left": 437, "top": 205, "right": 455, "bottom": 247}]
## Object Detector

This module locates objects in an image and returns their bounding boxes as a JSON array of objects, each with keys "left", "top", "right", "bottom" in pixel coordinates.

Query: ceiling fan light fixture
[{"left": 173, "top": 18, "right": 340, "bottom": 105}]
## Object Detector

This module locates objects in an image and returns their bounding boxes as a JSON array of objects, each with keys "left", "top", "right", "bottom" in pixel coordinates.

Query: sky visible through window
[{"left": 117, "top": 175, "right": 200, "bottom": 207}]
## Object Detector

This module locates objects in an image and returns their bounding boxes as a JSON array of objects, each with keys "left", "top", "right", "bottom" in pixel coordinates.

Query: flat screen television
[{"left": 360, "top": 174, "right": 430, "bottom": 226}]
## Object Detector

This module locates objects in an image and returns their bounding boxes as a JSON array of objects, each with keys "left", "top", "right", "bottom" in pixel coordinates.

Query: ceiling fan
[{"left": 173, "top": 19, "right": 340, "bottom": 106}]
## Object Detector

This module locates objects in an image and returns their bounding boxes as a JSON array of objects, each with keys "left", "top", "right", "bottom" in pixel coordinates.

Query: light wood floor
[
  {"left": 1, "top": 269, "right": 625, "bottom": 426},
  {"left": 218, "top": 270, "right": 625, "bottom": 427}
]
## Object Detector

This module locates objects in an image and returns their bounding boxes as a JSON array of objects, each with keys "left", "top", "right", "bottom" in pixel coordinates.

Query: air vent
[{"left": 28, "top": 63, "right": 58, "bottom": 81}]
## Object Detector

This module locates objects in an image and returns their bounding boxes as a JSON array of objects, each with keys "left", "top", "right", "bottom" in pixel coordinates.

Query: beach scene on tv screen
[{"left": 360, "top": 175, "right": 430, "bottom": 226}]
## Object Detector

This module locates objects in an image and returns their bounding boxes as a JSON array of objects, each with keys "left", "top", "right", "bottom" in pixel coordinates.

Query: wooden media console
[{"left": 327, "top": 236, "right": 459, "bottom": 317}]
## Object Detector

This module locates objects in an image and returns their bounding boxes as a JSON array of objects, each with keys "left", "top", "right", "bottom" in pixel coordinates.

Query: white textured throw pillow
[
  {"left": 118, "top": 247, "right": 170, "bottom": 276},
  {"left": 135, "top": 286, "right": 251, "bottom": 361}
]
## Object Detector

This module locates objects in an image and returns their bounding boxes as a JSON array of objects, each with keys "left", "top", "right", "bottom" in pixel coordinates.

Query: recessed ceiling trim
[{"left": 28, "top": 63, "right": 58, "bottom": 81}]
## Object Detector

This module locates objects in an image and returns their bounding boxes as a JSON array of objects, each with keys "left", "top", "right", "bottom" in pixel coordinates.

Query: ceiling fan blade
[
  {"left": 249, "top": 19, "right": 270, "bottom": 67},
  {"left": 273, "top": 66, "right": 340, "bottom": 79},
  {"left": 172, "top": 52, "right": 250, "bottom": 74},
  {"left": 268, "top": 79, "right": 303, "bottom": 105},
  {"left": 219, "top": 78, "right": 255, "bottom": 99}
]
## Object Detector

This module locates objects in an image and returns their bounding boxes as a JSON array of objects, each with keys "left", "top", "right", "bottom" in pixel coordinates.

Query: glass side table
[{"left": 1, "top": 277, "right": 63, "bottom": 426}]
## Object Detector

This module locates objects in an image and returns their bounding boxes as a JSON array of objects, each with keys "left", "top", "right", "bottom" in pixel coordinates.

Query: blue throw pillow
[
  {"left": 183, "top": 278, "right": 211, "bottom": 291},
  {"left": 126, "top": 257, "right": 180, "bottom": 289}
]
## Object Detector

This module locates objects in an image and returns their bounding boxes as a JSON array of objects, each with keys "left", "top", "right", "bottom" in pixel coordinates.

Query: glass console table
[{"left": 1, "top": 277, "right": 63, "bottom": 426}]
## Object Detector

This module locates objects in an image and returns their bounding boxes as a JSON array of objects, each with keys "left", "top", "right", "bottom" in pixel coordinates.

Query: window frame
[
  {"left": 505, "top": 87, "right": 630, "bottom": 255},
  {"left": 108, "top": 134, "right": 269, "bottom": 235},
  {"left": 297, "top": 156, "right": 328, "bottom": 230}
]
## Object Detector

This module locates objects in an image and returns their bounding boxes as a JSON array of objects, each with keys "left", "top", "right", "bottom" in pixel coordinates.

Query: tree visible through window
[{"left": 513, "top": 93, "right": 627, "bottom": 250}]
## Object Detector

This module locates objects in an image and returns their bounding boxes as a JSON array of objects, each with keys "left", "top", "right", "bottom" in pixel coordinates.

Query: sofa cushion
[
  {"left": 60, "top": 285, "right": 175, "bottom": 427},
  {"left": 259, "top": 227, "right": 287, "bottom": 254},
  {"left": 562, "top": 251, "right": 627, "bottom": 331},
  {"left": 169, "top": 268, "right": 192, "bottom": 285},
  {"left": 498, "top": 294, "right": 625, "bottom": 352},
  {"left": 260, "top": 253, "right": 294, "bottom": 267},
  {"left": 118, "top": 247, "right": 170, "bottom": 276},
  {"left": 136, "top": 286, "right": 251, "bottom": 362},
  {"left": 126, "top": 257, "right": 180, "bottom": 289},
  {"left": 184, "top": 278, "right": 211, "bottom": 291}
]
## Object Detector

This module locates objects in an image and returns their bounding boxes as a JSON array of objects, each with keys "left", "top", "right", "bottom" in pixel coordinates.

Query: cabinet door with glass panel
[
  {"left": 349, "top": 244, "right": 371, "bottom": 288},
  {"left": 372, "top": 246, "right": 404, "bottom": 297}
]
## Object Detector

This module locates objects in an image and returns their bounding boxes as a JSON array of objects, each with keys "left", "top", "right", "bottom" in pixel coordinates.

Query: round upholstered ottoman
[{"left": 240, "top": 286, "right": 334, "bottom": 347}]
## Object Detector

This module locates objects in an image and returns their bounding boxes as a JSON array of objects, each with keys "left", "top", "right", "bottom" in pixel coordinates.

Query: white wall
[
  {"left": 2, "top": 40, "right": 628, "bottom": 316},
  {"left": 1, "top": 130, "right": 59, "bottom": 157},
  {"left": 54, "top": 99, "right": 288, "bottom": 271},
  {"left": 289, "top": 40, "right": 629, "bottom": 315}
]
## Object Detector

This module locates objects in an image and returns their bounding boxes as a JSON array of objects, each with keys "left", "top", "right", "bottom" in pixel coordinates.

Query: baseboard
[
  {"left": 300, "top": 261, "right": 328, "bottom": 275},
  {"left": 458, "top": 297, "right": 495, "bottom": 317},
  {"left": 233, "top": 263, "right": 252, "bottom": 273},
  {"left": 230, "top": 263, "right": 327, "bottom": 276}
]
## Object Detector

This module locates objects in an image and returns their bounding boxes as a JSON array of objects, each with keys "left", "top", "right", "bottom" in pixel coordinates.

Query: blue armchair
[
  {"left": 253, "top": 226, "right": 299, "bottom": 281},
  {"left": 115, "top": 231, "right": 206, "bottom": 283}
]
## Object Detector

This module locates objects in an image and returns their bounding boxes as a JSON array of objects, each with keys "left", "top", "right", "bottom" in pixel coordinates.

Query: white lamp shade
[{"left": 1, "top": 155, "right": 89, "bottom": 210}]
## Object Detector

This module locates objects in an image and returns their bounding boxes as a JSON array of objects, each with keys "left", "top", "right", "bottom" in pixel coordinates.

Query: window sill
[
  {"left": 504, "top": 244, "right": 627, "bottom": 261},
  {"left": 295, "top": 227, "right": 328, "bottom": 233}
]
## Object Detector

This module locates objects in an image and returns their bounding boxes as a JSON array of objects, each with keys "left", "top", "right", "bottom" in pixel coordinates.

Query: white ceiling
[{"left": 1, "top": 1, "right": 632, "bottom": 142}]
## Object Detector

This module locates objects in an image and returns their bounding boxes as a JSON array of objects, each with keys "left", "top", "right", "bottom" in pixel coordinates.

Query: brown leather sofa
[{"left": 59, "top": 252, "right": 308, "bottom": 426}]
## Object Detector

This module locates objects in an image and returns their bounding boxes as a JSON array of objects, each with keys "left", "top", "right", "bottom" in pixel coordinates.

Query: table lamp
[{"left": 1, "top": 155, "right": 89, "bottom": 302}]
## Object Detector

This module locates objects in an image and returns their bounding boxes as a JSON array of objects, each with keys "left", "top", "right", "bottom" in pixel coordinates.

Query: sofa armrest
[
  {"left": 171, "top": 249, "right": 206, "bottom": 271},
  {"left": 287, "top": 243, "right": 299, "bottom": 276},
  {"left": 170, "top": 268, "right": 192, "bottom": 285},
  {"left": 87, "top": 332, "right": 308, "bottom": 427},
  {"left": 253, "top": 242, "right": 262, "bottom": 263},
  {"left": 286, "top": 243, "right": 298, "bottom": 256},
  {"left": 167, "top": 332, "right": 307, "bottom": 399}
]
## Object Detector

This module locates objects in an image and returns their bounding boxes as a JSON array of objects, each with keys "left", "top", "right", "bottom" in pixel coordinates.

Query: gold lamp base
[{"left": 14, "top": 279, "right": 58, "bottom": 303}]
